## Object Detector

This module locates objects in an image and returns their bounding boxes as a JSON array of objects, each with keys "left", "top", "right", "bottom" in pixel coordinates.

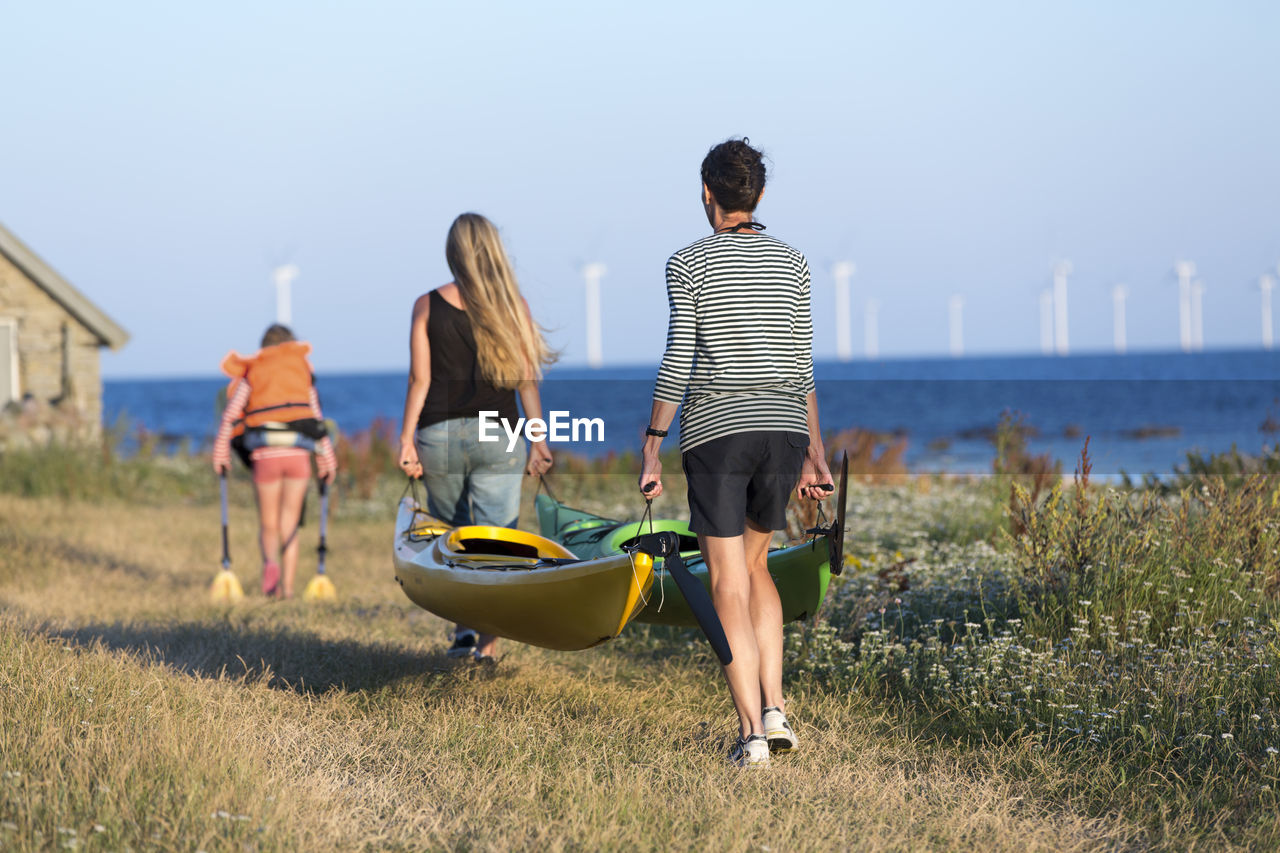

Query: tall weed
[{"left": 804, "top": 462, "right": 1280, "bottom": 841}]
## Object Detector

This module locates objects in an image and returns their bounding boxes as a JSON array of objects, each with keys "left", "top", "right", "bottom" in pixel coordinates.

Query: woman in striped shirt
[{"left": 639, "top": 139, "right": 833, "bottom": 768}]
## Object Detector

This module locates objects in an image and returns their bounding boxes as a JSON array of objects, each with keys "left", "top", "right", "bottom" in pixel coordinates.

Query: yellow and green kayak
[
  {"left": 393, "top": 498, "right": 655, "bottom": 651},
  {"left": 535, "top": 482, "right": 844, "bottom": 629}
]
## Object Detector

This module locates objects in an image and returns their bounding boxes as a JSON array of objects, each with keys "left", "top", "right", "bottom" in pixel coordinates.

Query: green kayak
[{"left": 535, "top": 490, "right": 840, "bottom": 628}]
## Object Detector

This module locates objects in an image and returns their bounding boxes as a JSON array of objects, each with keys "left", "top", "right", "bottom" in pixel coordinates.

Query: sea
[{"left": 104, "top": 350, "right": 1280, "bottom": 478}]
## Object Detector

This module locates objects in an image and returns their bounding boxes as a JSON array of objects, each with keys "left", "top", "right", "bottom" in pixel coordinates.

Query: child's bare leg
[
  {"left": 255, "top": 479, "right": 282, "bottom": 558},
  {"left": 277, "top": 476, "right": 309, "bottom": 599}
]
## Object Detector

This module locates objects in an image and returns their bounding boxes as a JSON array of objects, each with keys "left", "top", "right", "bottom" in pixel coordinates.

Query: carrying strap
[
  {"left": 400, "top": 475, "right": 416, "bottom": 506},
  {"left": 638, "top": 495, "right": 666, "bottom": 613},
  {"left": 535, "top": 475, "right": 558, "bottom": 536},
  {"left": 534, "top": 474, "right": 559, "bottom": 504},
  {"left": 401, "top": 475, "right": 435, "bottom": 527},
  {"left": 807, "top": 499, "right": 830, "bottom": 549}
]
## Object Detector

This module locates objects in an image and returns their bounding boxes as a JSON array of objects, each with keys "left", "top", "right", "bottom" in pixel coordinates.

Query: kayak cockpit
[{"left": 445, "top": 526, "right": 576, "bottom": 561}]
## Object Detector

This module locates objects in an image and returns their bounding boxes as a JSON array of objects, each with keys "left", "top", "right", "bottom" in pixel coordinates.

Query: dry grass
[{"left": 0, "top": 486, "right": 1152, "bottom": 852}]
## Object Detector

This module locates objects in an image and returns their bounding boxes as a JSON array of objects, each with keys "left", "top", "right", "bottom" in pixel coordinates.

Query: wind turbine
[
  {"left": 1052, "top": 260, "right": 1071, "bottom": 356},
  {"left": 583, "top": 263, "right": 606, "bottom": 368},
  {"left": 949, "top": 295, "right": 964, "bottom": 358},
  {"left": 833, "top": 261, "right": 855, "bottom": 361},
  {"left": 273, "top": 264, "right": 299, "bottom": 325},
  {"left": 864, "top": 297, "right": 879, "bottom": 360},
  {"left": 1112, "top": 283, "right": 1128, "bottom": 354},
  {"left": 1191, "top": 279, "right": 1205, "bottom": 352},
  {"left": 1174, "top": 260, "right": 1195, "bottom": 352},
  {"left": 1261, "top": 273, "right": 1276, "bottom": 350},
  {"left": 1039, "top": 289, "right": 1053, "bottom": 355}
]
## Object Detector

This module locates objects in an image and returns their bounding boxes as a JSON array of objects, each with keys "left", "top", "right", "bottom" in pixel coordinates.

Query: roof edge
[{"left": 0, "top": 221, "right": 130, "bottom": 350}]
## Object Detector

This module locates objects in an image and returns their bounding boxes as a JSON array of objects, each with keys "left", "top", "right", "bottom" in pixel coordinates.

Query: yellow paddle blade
[
  {"left": 303, "top": 573, "right": 337, "bottom": 602},
  {"left": 209, "top": 569, "right": 244, "bottom": 603}
]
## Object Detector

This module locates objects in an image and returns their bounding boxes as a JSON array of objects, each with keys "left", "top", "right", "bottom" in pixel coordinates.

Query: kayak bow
[{"left": 393, "top": 498, "right": 656, "bottom": 651}]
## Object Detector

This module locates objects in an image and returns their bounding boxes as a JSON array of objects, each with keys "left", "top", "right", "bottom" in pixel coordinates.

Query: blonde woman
[{"left": 398, "top": 213, "right": 555, "bottom": 662}]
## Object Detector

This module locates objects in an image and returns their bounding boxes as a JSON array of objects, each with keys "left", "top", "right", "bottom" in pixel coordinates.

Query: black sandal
[{"left": 446, "top": 629, "right": 478, "bottom": 658}]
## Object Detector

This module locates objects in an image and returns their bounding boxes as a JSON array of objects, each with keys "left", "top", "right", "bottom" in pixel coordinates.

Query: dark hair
[
  {"left": 700, "top": 138, "right": 767, "bottom": 213},
  {"left": 261, "top": 323, "right": 295, "bottom": 347}
]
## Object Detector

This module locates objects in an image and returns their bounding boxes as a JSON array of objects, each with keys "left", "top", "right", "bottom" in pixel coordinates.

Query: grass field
[{"left": 2, "top": 444, "right": 1278, "bottom": 850}]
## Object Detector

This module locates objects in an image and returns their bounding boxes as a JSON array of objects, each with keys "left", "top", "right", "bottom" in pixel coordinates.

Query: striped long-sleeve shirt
[
  {"left": 653, "top": 232, "right": 816, "bottom": 452},
  {"left": 212, "top": 381, "right": 338, "bottom": 473}
]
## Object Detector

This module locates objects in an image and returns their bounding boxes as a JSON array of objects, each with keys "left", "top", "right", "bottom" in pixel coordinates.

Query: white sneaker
[
  {"left": 763, "top": 706, "right": 798, "bottom": 753},
  {"left": 728, "top": 734, "right": 770, "bottom": 768}
]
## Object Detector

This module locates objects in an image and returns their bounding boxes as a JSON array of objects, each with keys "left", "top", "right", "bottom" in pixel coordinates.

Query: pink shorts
[{"left": 251, "top": 450, "right": 312, "bottom": 484}]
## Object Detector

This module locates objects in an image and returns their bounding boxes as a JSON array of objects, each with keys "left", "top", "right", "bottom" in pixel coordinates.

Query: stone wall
[{"left": 0, "top": 250, "right": 103, "bottom": 434}]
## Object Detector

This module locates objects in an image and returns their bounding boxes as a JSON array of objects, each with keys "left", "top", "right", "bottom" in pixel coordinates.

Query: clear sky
[{"left": 2, "top": 1, "right": 1277, "bottom": 378}]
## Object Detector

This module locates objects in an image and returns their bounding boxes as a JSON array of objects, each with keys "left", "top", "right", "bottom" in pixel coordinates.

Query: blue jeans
[{"left": 416, "top": 416, "right": 525, "bottom": 528}]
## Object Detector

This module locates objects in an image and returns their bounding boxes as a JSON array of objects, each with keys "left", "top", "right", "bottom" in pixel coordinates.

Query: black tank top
[{"left": 418, "top": 289, "right": 520, "bottom": 428}]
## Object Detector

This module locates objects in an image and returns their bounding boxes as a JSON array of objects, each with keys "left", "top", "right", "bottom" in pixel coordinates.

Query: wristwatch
[{"left": 645, "top": 427, "right": 668, "bottom": 438}]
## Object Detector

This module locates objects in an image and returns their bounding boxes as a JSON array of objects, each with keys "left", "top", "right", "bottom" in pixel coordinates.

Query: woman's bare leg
[
  {"left": 277, "top": 476, "right": 310, "bottom": 599},
  {"left": 700, "top": 533, "right": 763, "bottom": 739},
  {"left": 744, "top": 520, "right": 785, "bottom": 712}
]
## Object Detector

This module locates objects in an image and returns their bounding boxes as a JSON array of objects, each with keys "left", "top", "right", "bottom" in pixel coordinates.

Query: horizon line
[{"left": 100, "top": 345, "right": 1275, "bottom": 383}]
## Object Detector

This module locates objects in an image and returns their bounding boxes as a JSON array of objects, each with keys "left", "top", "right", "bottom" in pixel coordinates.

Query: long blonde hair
[{"left": 445, "top": 213, "right": 555, "bottom": 388}]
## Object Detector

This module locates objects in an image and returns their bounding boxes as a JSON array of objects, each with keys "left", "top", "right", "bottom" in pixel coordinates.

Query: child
[{"left": 213, "top": 324, "right": 337, "bottom": 598}]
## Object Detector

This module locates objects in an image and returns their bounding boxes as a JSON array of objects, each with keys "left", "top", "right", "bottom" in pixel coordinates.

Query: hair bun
[{"left": 701, "top": 138, "right": 766, "bottom": 214}]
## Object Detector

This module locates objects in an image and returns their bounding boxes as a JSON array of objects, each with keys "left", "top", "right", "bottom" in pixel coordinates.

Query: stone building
[{"left": 0, "top": 221, "right": 128, "bottom": 437}]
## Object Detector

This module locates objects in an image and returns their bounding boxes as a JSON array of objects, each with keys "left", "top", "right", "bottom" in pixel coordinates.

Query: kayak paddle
[
  {"left": 630, "top": 482, "right": 732, "bottom": 666},
  {"left": 209, "top": 471, "right": 245, "bottom": 603},
  {"left": 303, "top": 480, "right": 337, "bottom": 602},
  {"left": 830, "top": 452, "right": 848, "bottom": 575}
]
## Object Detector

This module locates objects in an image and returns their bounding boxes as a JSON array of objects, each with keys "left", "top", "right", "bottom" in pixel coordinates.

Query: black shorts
[{"left": 681, "top": 431, "right": 809, "bottom": 538}]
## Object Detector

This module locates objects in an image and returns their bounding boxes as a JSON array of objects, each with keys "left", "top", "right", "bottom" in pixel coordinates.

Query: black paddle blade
[
  {"left": 630, "top": 532, "right": 732, "bottom": 666},
  {"left": 829, "top": 453, "right": 849, "bottom": 576},
  {"left": 665, "top": 549, "right": 733, "bottom": 666}
]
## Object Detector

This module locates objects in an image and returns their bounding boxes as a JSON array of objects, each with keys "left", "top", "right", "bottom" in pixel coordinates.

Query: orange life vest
[{"left": 220, "top": 340, "right": 316, "bottom": 436}]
